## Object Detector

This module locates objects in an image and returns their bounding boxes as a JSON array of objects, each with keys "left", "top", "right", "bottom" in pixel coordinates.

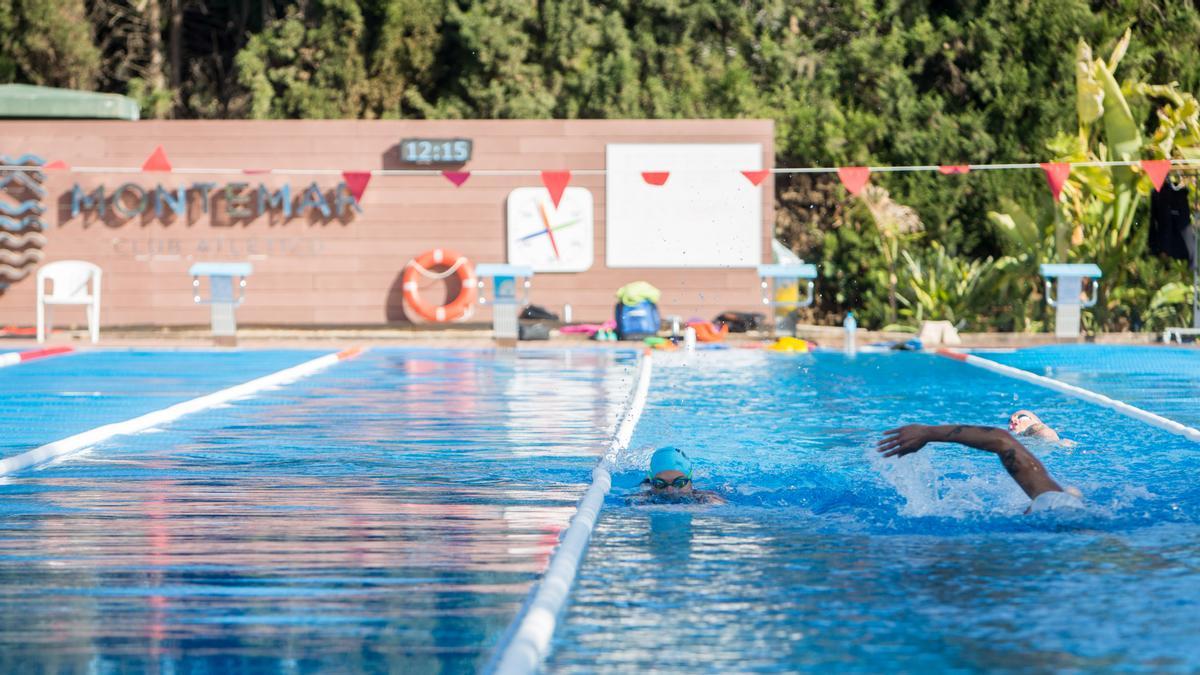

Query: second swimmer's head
[{"left": 647, "top": 446, "right": 694, "bottom": 493}]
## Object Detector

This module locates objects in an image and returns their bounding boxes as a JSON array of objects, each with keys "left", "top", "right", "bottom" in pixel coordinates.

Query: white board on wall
[{"left": 605, "top": 143, "right": 763, "bottom": 268}]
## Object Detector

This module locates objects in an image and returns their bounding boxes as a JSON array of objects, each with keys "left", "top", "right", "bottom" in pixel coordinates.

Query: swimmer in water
[
  {"left": 1008, "top": 410, "right": 1061, "bottom": 441},
  {"left": 877, "top": 424, "right": 1083, "bottom": 513},
  {"left": 632, "top": 447, "right": 727, "bottom": 505}
]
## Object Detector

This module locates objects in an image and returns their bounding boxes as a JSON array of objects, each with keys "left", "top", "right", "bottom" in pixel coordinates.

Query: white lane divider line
[
  {"left": 0, "top": 345, "right": 74, "bottom": 369},
  {"left": 936, "top": 348, "right": 1200, "bottom": 443},
  {"left": 0, "top": 347, "right": 365, "bottom": 476},
  {"left": 491, "top": 352, "right": 654, "bottom": 675}
]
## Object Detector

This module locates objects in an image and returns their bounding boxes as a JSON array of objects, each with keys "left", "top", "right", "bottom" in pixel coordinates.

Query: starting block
[
  {"left": 1040, "top": 263, "right": 1101, "bottom": 338},
  {"left": 475, "top": 264, "right": 534, "bottom": 345},
  {"left": 757, "top": 263, "right": 817, "bottom": 336},
  {"left": 190, "top": 262, "right": 252, "bottom": 346}
]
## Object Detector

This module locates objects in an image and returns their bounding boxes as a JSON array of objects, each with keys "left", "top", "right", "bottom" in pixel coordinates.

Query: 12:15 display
[{"left": 399, "top": 139, "right": 472, "bottom": 164}]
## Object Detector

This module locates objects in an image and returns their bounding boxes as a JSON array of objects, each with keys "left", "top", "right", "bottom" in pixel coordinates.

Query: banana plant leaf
[{"left": 1095, "top": 57, "right": 1141, "bottom": 238}]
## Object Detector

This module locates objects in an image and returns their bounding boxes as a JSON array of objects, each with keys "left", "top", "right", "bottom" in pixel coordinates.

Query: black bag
[
  {"left": 521, "top": 304, "right": 560, "bottom": 321},
  {"left": 714, "top": 311, "right": 766, "bottom": 333},
  {"left": 518, "top": 322, "right": 551, "bottom": 341}
]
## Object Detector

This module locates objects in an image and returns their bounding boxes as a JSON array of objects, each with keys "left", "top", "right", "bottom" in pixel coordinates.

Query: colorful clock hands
[
  {"left": 537, "top": 202, "right": 561, "bottom": 259},
  {"left": 519, "top": 218, "right": 580, "bottom": 242}
]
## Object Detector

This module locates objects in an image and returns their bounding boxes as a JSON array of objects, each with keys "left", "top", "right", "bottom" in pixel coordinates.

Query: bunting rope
[
  {"left": 5, "top": 153, "right": 1198, "bottom": 204},
  {"left": 2, "top": 158, "right": 1199, "bottom": 177}
]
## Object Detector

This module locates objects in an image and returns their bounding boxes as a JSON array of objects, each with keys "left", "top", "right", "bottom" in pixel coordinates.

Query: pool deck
[{"left": 1, "top": 323, "right": 1189, "bottom": 350}]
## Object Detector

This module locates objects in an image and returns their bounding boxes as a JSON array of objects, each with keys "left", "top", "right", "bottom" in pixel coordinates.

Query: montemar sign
[{"left": 69, "top": 180, "right": 363, "bottom": 220}]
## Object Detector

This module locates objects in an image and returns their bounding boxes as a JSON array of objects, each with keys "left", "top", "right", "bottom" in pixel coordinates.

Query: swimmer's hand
[
  {"left": 695, "top": 490, "right": 728, "bottom": 505},
  {"left": 877, "top": 424, "right": 931, "bottom": 457}
]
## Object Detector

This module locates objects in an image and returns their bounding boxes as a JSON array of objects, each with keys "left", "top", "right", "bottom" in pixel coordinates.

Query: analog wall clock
[{"left": 505, "top": 187, "right": 594, "bottom": 273}]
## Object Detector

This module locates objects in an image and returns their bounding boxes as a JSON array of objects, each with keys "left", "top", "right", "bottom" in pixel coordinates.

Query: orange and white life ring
[{"left": 402, "top": 248, "right": 478, "bottom": 322}]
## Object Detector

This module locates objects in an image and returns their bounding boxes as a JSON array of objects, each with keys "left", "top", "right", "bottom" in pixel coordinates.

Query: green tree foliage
[
  {"left": 361, "top": 0, "right": 445, "bottom": 118},
  {"left": 0, "top": 0, "right": 100, "bottom": 88},
  {"left": 428, "top": 0, "right": 556, "bottom": 117},
  {"left": 236, "top": 0, "right": 368, "bottom": 118}
]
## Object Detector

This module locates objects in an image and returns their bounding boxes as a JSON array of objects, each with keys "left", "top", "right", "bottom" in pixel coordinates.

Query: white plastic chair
[{"left": 37, "top": 260, "right": 102, "bottom": 344}]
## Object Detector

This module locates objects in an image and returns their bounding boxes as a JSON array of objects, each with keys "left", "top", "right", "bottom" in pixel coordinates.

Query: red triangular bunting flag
[
  {"left": 442, "top": 171, "right": 470, "bottom": 187},
  {"left": 837, "top": 166, "right": 871, "bottom": 196},
  {"left": 741, "top": 170, "right": 770, "bottom": 186},
  {"left": 938, "top": 165, "right": 971, "bottom": 175},
  {"left": 141, "top": 145, "right": 172, "bottom": 172},
  {"left": 43, "top": 159, "right": 70, "bottom": 171},
  {"left": 1040, "top": 162, "right": 1071, "bottom": 201},
  {"left": 641, "top": 171, "right": 670, "bottom": 186},
  {"left": 541, "top": 170, "right": 571, "bottom": 207},
  {"left": 1140, "top": 159, "right": 1171, "bottom": 192},
  {"left": 341, "top": 171, "right": 372, "bottom": 202}
]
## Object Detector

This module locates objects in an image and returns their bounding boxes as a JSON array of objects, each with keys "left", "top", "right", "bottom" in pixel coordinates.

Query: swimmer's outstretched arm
[{"left": 877, "top": 424, "right": 1063, "bottom": 499}]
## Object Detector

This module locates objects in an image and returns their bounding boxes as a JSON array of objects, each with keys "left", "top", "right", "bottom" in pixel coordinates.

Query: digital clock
[{"left": 399, "top": 138, "right": 472, "bottom": 164}]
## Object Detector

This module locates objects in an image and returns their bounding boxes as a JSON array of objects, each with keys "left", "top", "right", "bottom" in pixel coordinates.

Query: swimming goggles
[
  {"left": 1010, "top": 413, "right": 1032, "bottom": 430},
  {"left": 651, "top": 476, "right": 691, "bottom": 489}
]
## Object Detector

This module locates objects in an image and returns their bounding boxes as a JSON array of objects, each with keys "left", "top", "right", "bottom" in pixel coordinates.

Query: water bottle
[
  {"left": 683, "top": 326, "right": 697, "bottom": 352},
  {"left": 563, "top": 303, "right": 573, "bottom": 324},
  {"left": 843, "top": 311, "right": 857, "bottom": 355}
]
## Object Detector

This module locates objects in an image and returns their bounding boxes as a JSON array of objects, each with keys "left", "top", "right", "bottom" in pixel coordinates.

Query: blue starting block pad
[
  {"left": 1039, "top": 263, "right": 1102, "bottom": 279},
  {"left": 189, "top": 262, "right": 254, "bottom": 278},
  {"left": 757, "top": 263, "right": 818, "bottom": 279},
  {"left": 475, "top": 264, "right": 533, "bottom": 279}
]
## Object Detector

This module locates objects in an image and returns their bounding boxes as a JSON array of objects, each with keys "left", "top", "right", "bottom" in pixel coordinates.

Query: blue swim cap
[{"left": 648, "top": 447, "right": 693, "bottom": 478}]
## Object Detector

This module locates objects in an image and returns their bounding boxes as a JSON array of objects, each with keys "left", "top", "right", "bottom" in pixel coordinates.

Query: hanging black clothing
[{"left": 1149, "top": 182, "right": 1196, "bottom": 269}]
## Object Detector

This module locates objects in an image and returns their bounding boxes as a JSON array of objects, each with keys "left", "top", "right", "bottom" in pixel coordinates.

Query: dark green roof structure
[{"left": 0, "top": 84, "right": 139, "bottom": 120}]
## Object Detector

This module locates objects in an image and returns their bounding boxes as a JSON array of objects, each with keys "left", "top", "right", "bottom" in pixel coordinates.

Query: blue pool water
[
  {"left": 3, "top": 345, "right": 1199, "bottom": 672},
  {"left": 0, "top": 348, "right": 635, "bottom": 672},
  {"left": 548, "top": 350, "right": 1200, "bottom": 672},
  {"left": 0, "top": 349, "right": 321, "bottom": 455},
  {"left": 986, "top": 345, "right": 1200, "bottom": 428}
]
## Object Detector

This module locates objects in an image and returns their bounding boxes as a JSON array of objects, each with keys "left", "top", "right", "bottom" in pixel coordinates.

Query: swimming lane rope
[
  {"left": 937, "top": 348, "right": 1200, "bottom": 443},
  {"left": 0, "top": 347, "right": 365, "bottom": 476},
  {"left": 490, "top": 352, "right": 654, "bottom": 675},
  {"left": 0, "top": 345, "right": 73, "bottom": 369}
]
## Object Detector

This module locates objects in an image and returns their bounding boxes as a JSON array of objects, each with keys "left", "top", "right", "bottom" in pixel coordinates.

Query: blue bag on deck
[{"left": 614, "top": 300, "right": 660, "bottom": 340}]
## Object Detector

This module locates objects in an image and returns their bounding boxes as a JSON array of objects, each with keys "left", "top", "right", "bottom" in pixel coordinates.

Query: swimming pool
[
  {"left": 547, "top": 349, "right": 1200, "bottom": 672},
  {"left": 0, "top": 348, "right": 636, "bottom": 672},
  {"left": 3, "top": 345, "right": 1198, "bottom": 672}
]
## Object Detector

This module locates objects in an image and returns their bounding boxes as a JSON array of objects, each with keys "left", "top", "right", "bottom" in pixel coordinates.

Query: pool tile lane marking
[
  {"left": 491, "top": 353, "right": 654, "bottom": 675},
  {"left": 0, "top": 345, "right": 74, "bottom": 368},
  {"left": 0, "top": 347, "right": 365, "bottom": 476},
  {"left": 936, "top": 348, "right": 1200, "bottom": 443}
]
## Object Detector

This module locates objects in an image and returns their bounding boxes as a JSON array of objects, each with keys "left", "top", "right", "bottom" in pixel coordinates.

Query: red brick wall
[{"left": 0, "top": 119, "right": 774, "bottom": 326}]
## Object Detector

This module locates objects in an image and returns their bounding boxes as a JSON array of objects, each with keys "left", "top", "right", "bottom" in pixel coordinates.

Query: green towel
[{"left": 616, "top": 281, "right": 661, "bottom": 306}]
